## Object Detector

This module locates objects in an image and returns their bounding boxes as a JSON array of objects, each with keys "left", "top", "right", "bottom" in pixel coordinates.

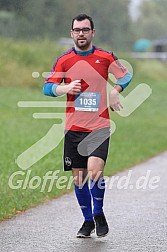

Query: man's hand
[
  {"left": 55, "top": 80, "right": 81, "bottom": 96},
  {"left": 67, "top": 80, "right": 82, "bottom": 95},
  {"left": 109, "top": 87, "right": 123, "bottom": 111}
]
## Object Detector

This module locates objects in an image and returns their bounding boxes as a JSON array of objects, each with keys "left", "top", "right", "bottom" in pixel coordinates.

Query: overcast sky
[{"left": 129, "top": 0, "right": 143, "bottom": 20}]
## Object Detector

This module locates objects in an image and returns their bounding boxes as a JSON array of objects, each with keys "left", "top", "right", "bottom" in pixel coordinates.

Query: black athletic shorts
[{"left": 63, "top": 127, "right": 110, "bottom": 171}]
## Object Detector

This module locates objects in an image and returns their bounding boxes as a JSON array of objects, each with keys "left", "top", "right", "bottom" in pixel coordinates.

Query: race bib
[{"left": 75, "top": 92, "right": 100, "bottom": 112}]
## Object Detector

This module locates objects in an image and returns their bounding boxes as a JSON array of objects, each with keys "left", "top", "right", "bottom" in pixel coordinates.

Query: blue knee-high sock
[
  {"left": 90, "top": 177, "right": 105, "bottom": 215},
  {"left": 74, "top": 182, "right": 93, "bottom": 222}
]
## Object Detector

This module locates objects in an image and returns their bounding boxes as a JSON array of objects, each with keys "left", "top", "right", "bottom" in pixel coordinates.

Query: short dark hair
[{"left": 71, "top": 14, "right": 94, "bottom": 30}]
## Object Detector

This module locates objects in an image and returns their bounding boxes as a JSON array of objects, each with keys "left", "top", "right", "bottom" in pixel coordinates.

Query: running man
[{"left": 43, "top": 14, "right": 132, "bottom": 238}]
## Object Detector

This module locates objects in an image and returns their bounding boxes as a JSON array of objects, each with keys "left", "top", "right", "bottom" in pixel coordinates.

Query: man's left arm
[{"left": 108, "top": 58, "right": 132, "bottom": 111}]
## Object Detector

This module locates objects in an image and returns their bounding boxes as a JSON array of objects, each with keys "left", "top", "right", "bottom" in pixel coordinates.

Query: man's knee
[
  {"left": 88, "top": 156, "right": 104, "bottom": 181},
  {"left": 72, "top": 169, "right": 88, "bottom": 187},
  {"left": 88, "top": 169, "right": 103, "bottom": 181}
]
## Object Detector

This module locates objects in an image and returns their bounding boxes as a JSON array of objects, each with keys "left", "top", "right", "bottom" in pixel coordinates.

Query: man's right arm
[
  {"left": 43, "top": 58, "right": 64, "bottom": 97},
  {"left": 43, "top": 80, "right": 82, "bottom": 97},
  {"left": 43, "top": 57, "right": 81, "bottom": 97},
  {"left": 43, "top": 82, "right": 59, "bottom": 97}
]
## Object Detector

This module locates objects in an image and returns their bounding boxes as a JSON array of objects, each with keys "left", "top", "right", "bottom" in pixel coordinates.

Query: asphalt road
[{"left": 0, "top": 152, "right": 167, "bottom": 252}]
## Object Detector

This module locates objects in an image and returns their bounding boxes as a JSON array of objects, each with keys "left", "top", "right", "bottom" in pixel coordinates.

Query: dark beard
[{"left": 76, "top": 39, "right": 91, "bottom": 50}]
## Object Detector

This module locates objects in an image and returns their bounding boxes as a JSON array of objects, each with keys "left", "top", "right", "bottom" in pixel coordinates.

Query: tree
[
  {"left": 0, "top": 0, "right": 134, "bottom": 50},
  {"left": 0, "top": 0, "right": 17, "bottom": 11},
  {"left": 134, "top": 0, "right": 167, "bottom": 40}
]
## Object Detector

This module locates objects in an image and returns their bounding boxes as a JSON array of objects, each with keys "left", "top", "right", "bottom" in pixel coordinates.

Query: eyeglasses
[{"left": 72, "top": 27, "right": 92, "bottom": 34}]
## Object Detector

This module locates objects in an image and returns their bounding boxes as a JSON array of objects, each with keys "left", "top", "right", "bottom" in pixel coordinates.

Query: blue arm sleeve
[
  {"left": 43, "top": 82, "right": 59, "bottom": 97},
  {"left": 116, "top": 72, "right": 132, "bottom": 90}
]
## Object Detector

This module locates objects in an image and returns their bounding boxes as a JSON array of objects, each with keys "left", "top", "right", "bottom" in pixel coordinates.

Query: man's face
[{"left": 71, "top": 19, "right": 95, "bottom": 50}]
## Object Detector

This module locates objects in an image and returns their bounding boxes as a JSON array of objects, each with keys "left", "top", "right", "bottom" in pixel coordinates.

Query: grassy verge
[{"left": 0, "top": 38, "right": 167, "bottom": 220}]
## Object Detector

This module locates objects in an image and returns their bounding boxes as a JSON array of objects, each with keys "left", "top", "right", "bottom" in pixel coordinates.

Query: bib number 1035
[
  {"left": 75, "top": 92, "right": 100, "bottom": 112},
  {"left": 80, "top": 97, "right": 96, "bottom": 106}
]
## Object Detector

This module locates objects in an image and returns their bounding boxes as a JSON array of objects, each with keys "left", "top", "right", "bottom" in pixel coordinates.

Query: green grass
[
  {"left": 0, "top": 37, "right": 63, "bottom": 87},
  {"left": 0, "top": 38, "right": 167, "bottom": 220}
]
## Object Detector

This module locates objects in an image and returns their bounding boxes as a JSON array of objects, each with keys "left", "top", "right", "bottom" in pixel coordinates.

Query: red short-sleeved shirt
[{"left": 46, "top": 46, "right": 128, "bottom": 132}]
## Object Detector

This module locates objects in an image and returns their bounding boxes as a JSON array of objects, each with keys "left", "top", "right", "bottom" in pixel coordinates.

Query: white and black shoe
[
  {"left": 94, "top": 213, "right": 109, "bottom": 237},
  {"left": 76, "top": 221, "right": 95, "bottom": 238}
]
